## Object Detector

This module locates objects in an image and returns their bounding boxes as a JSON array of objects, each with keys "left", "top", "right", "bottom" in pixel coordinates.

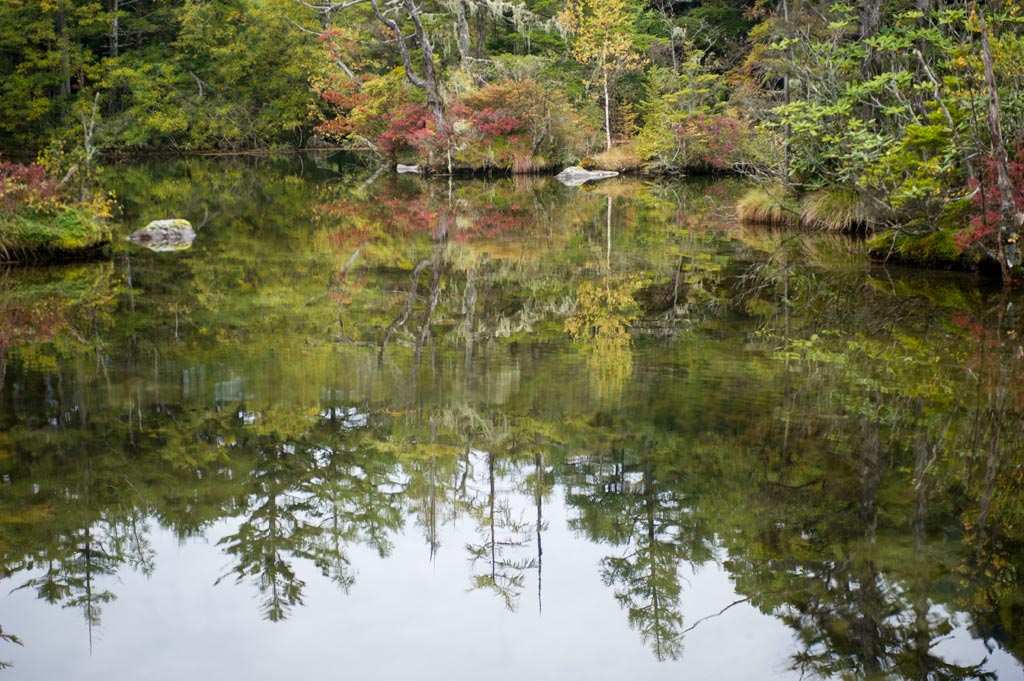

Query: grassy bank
[
  {"left": 1, "top": 162, "right": 111, "bottom": 264},
  {"left": 1, "top": 207, "right": 110, "bottom": 263}
]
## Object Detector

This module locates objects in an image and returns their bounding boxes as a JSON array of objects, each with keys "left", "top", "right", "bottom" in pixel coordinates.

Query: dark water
[{"left": 1, "top": 155, "right": 1022, "bottom": 679}]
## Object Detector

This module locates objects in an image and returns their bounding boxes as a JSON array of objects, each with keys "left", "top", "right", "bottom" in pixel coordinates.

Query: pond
[{"left": 1, "top": 155, "right": 1023, "bottom": 680}]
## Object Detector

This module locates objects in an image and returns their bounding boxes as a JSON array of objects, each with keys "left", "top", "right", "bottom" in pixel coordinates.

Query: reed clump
[
  {"left": 799, "top": 188, "right": 875, "bottom": 232},
  {"left": 738, "top": 185, "right": 876, "bottom": 233},
  {"left": 736, "top": 186, "right": 800, "bottom": 228},
  {"left": 581, "top": 143, "right": 643, "bottom": 173}
]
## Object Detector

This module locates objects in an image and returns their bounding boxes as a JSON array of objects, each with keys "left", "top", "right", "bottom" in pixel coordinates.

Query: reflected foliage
[{"left": 0, "top": 158, "right": 1022, "bottom": 677}]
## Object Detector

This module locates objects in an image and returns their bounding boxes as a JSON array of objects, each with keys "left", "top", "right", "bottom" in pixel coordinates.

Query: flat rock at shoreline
[{"left": 555, "top": 166, "right": 619, "bottom": 187}]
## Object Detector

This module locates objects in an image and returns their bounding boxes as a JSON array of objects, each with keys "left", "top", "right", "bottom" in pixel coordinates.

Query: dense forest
[{"left": 1, "top": 0, "right": 1024, "bottom": 281}]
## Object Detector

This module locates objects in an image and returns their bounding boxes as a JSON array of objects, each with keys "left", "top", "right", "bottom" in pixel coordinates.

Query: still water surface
[{"left": 1, "top": 156, "right": 1023, "bottom": 679}]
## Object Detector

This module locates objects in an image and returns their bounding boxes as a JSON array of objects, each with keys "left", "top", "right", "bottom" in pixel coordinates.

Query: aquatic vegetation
[
  {"left": 738, "top": 185, "right": 876, "bottom": 233},
  {"left": 0, "top": 207, "right": 110, "bottom": 262}
]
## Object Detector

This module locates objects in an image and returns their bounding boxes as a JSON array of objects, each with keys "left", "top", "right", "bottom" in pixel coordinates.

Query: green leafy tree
[{"left": 558, "top": 0, "right": 646, "bottom": 151}]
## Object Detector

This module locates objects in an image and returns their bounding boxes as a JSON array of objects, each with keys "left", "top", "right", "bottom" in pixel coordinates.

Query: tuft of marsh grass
[
  {"left": 581, "top": 143, "right": 643, "bottom": 172},
  {"left": 799, "top": 188, "right": 875, "bottom": 232},
  {"left": 738, "top": 186, "right": 876, "bottom": 233},
  {"left": 736, "top": 186, "right": 800, "bottom": 228}
]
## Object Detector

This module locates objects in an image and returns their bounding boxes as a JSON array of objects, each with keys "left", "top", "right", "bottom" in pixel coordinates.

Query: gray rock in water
[
  {"left": 127, "top": 219, "right": 196, "bottom": 252},
  {"left": 396, "top": 164, "right": 422, "bottom": 174},
  {"left": 555, "top": 166, "right": 619, "bottom": 187}
]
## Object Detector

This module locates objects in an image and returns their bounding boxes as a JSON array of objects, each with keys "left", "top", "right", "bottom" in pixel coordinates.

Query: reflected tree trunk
[
  {"left": 860, "top": 415, "right": 880, "bottom": 545},
  {"left": 488, "top": 451, "right": 496, "bottom": 583},
  {"left": 606, "top": 195, "right": 612, "bottom": 270},
  {"left": 642, "top": 456, "right": 665, "bottom": 659},
  {"left": 380, "top": 258, "right": 429, "bottom": 361},
  {"left": 464, "top": 267, "right": 477, "bottom": 375},
  {"left": 427, "top": 412, "right": 440, "bottom": 560},
  {"left": 976, "top": 293, "right": 1014, "bottom": 552},
  {"left": 976, "top": 407, "right": 1001, "bottom": 554},
  {"left": 856, "top": 414, "right": 883, "bottom": 677},
  {"left": 911, "top": 429, "right": 932, "bottom": 678},
  {"left": 414, "top": 255, "right": 443, "bottom": 367},
  {"left": 427, "top": 455, "right": 439, "bottom": 560},
  {"left": 535, "top": 451, "right": 544, "bottom": 614}
]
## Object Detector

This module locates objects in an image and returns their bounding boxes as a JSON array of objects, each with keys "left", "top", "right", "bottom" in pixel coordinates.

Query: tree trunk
[
  {"left": 455, "top": 0, "right": 472, "bottom": 66},
  {"left": 109, "top": 0, "right": 119, "bottom": 58},
  {"left": 474, "top": 1, "right": 487, "bottom": 60},
  {"left": 405, "top": 0, "right": 444, "bottom": 126},
  {"left": 859, "top": 0, "right": 883, "bottom": 74},
  {"left": 58, "top": 8, "right": 71, "bottom": 97},
  {"left": 370, "top": 0, "right": 446, "bottom": 127},
  {"left": 781, "top": 0, "right": 791, "bottom": 189},
  {"left": 602, "top": 57, "right": 612, "bottom": 151},
  {"left": 979, "top": 8, "right": 1022, "bottom": 284}
]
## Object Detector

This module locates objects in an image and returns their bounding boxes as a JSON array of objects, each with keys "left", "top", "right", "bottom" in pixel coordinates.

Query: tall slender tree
[{"left": 559, "top": 0, "right": 646, "bottom": 151}]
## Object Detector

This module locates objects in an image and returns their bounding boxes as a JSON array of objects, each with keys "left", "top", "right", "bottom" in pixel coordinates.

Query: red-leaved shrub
[
  {"left": 956, "top": 150, "right": 1024, "bottom": 251},
  {"left": 0, "top": 162, "right": 60, "bottom": 214}
]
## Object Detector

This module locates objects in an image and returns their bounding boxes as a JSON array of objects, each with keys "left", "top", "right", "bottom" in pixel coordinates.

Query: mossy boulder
[
  {"left": 867, "top": 228, "right": 997, "bottom": 273},
  {"left": 1, "top": 207, "right": 111, "bottom": 263},
  {"left": 127, "top": 219, "right": 196, "bottom": 252}
]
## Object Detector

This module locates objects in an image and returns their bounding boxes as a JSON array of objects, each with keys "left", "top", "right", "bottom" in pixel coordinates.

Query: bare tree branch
[{"left": 370, "top": 0, "right": 427, "bottom": 89}]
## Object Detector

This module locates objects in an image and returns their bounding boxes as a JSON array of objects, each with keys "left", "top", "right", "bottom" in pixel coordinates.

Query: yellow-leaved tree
[{"left": 558, "top": 0, "right": 646, "bottom": 151}]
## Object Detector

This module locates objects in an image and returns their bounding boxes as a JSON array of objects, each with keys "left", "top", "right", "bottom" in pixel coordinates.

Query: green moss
[
  {"left": 0, "top": 207, "right": 111, "bottom": 262},
  {"left": 867, "top": 228, "right": 983, "bottom": 270},
  {"left": 936, "top": 196, "right": 974, "bottom": 232}
]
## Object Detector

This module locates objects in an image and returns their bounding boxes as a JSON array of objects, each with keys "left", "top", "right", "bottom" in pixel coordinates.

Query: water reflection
[{"left": 0, "top": 157, "right": 1021, "bottom": 678}]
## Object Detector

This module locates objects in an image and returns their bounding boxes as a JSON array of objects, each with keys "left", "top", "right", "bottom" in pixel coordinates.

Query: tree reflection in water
[{"left": 0, "top": 158, "right": 1021, "bottom": 677}]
